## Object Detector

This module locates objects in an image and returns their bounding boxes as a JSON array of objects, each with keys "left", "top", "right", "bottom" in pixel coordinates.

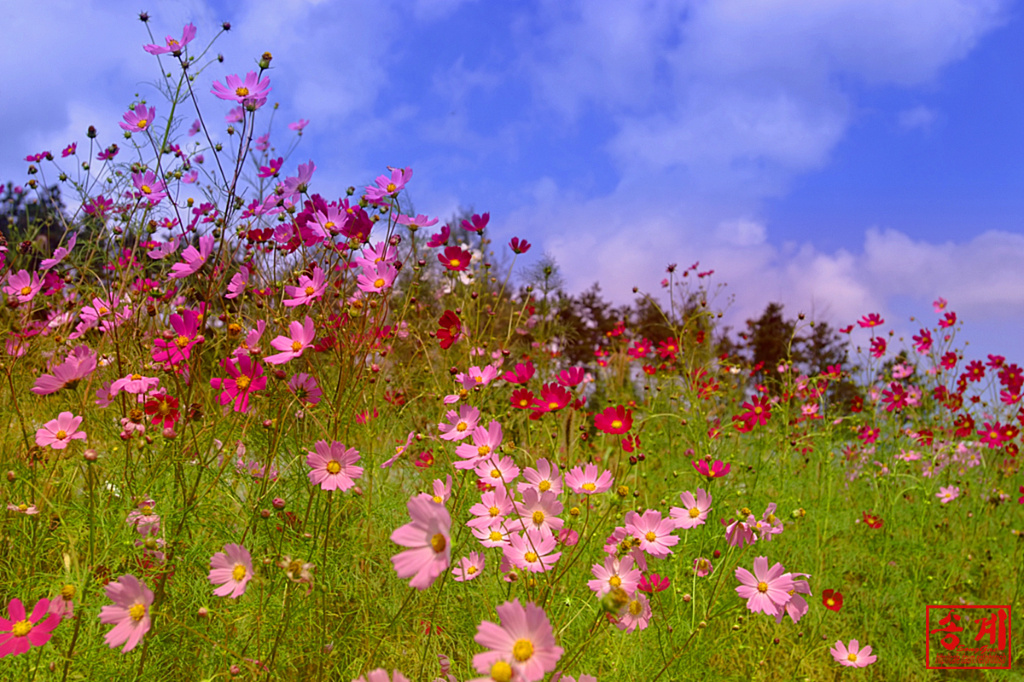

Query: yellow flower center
[
  {"left": 235, "top": 86, "right": 250, "bottom": 97},
  {"left": 17, "top": 504, "right": 27, "bottom": 511},
  {"left": 141, "top": 185, "right": 152, "bottom": 194},
  {"left": 131, "top": 374, "right": 142, "bottom": 381},
  {"left": 757, "top": 581, "right": 769, "bottom": 593},
  {"left": 456, "top": 422, "right": 468, "bottom": 432},
  {"left": 373, "top": 278, "right": 385, "bottom": 288},
  {"left": 326, "top": 461, "right": 341, "bottom": 474},
  {"left": 386, "top": 182, "right": 397, "bottom": 192},
  {"left": 826, "top": 598, "right": 835, "bottom": 607},
  {"left": 532, "top": 510, "right": 545, "bottom": 525},
  {"left": 55, "top": 429, "right": 68, "bottom": 440},
  {"left": 489, "top": 506, "right": 500, "bottom": 517},
  {"left": 291, "top": 341, "right": 303, "bottom": 352},
  {"left": 467, "top": 565, "right": 478, "bottom": 575},
  {"left": 847, "top": 653, "right": 858, "bottom": 663},
  {"left": 512, "top": 639, "right": 534, "bottom": 662},
  {"left": 490, "top": 469, "right": 500, "bottom": 479},
  {"left": 645, "top": 531, "right": 657, "bottom": 542},
  {"left": 610, "top": 575, "right": 622, "bottom": 587},
  {"left": 583, "top": 482, "right": 596, "bottom": 492},
  {"left": 432, "top": 495, "right": 443, "bottom": 504},
  {"left": 19, "top": 286, "right": 31, "bottom": 296},
  {"left": 175, "top": 335, "right": 190, "bottom": 348},
  {"left": 304, "top": 286, "right": 315, "bottom": 296},
  {"left": 430, "top": 533, "right": 446, "bottom": 553},
  {"left": 539, "top": 480, "right": 551, "bottom": 492},
  {"left": 232, "top": 564, "right": 247, "bottom": 581},
  {"left": 325, "top": 221, "right": 335, "bottom": 230},
  {"left": 129, "top": 603, "right": 146, "bottom": 621},
  {"left": 490, "top": 661, "right": 513, "bottom": 682},
  {"left": 629, "top": 599, "right": 643, "bottom": 616},
  {"left": 138, "top": 119, "right": 148, "bottom": 129},
  {"left": 61, "top": 584, "right": 76, "bottom": 599},
  {"left": 478, "top": 445, "right": 491, "bottom": 456},
  {"left": 689, "top": 507, "right": 701, "bottom": 518},
  {"left": 548, "top": 401, "right": 559, "bottom": 409},
  {"left": 489, "top": 531, "right": 502, "bottom": 541},
  {"left": 524, "top": 552, "right": 538, "bottom": 563},
  {"left": 99, "top": 306, "right": 109, "bottom": 314},
  {"left": 235, "top": 375, "right": 251, "bottom": 390},
  {"left": 11, "top": 620, "right": 32, "bottom": 637},
  {"left": 449, "top": 258, "right": 461, "bottom": 268},
  {"left": 611, "top": 419, "right": 622, "bottom": 429}
]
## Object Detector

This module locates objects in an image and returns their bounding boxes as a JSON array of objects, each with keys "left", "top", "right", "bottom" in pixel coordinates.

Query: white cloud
[{"left": 898, "top": 105, "right": 939, "bottom": 131}]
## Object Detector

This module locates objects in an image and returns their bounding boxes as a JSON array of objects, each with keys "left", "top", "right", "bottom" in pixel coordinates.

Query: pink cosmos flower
[
  {"left": 438, "top": 405, "right": 481, "bottom": 442},
  {"left": 693, "top": 459, "right": 730, "bottom": 479},
  {"left": 169, "top": 235, "right": 214, "bottom": 279},
  {"left": 518, "top": 458, "right": 562, "bottom": 497},
  {"left": 507, "top": 489, "right": 563, "bottom": 535},
  {"left": 830, "top": 639, "right": 877, "bottom": 668},
  {"left": 752, "top": 503, "right": 784, "bottom": 541},
  {"left": 457, "top": 365, "right": 500, "bottom": 391},
  {"left": 35, "top": 412, "right": 86, "bottom": 449},
  {"left": 99, "top": 575, "right": 153, "bottom": 652},
  {"left": 364, "top": 167, "right": 413, "bottom": 204},
  {"left": 7, "top": 503, "right": 38, "bottom": 515},
  {"left": 439, "top": 245, "right": 472, "bottom": 272},
  {"left": 61, "top": 143, "right": 76, "bottom": 158},
  {"left": 454, "top": 420, "right": 504, "bottom": 470},
  {"left": 264, "top": 316, "right": 316, "bottom": 365},
  {"left": 4, "top": 270, "right": 43, "bottom": 303},
  {"left": 283, "top": 266, "right": 326, "bottom": 307},
  {"left": 225, "top": 269, "right": 249, "bottom": 300},
  {"left": 48, "top": 585, "right": 75, "bottom": 621},
  {"left": 427, "top": 224, "right": 450, "bottom": 247},
  {"left": 210, "top": 355, "right": 266, "bottom": 413},
  {"left": 723, "top": 517, "right": 757, "bottom": 548},
  {"left": 453, "top": 551, "right": 486, "bottom": 582},
  {"left": 625, "top": 510, "right": 678, "bottom": 558},
  {"left": 474, "top": 455, "right": 521, "bottom": 489},
  {"left": 151, "top": 308, "right": 202, "bottom": 367},
  {"left": 391, "top": 495, "right": 451, "bottom": 590},
  {"left": 119, "top": 105, "right": 156, "bottom": 133},
  {"left": 211, "top": 72, "right": 271, "bottom": 109},
  {"left": 306, "top": 441, "right": 363, "bottom": 492},
  {"left": 287, "top": 373, "right": 322, "bottom": 405},
  {"left": 461, "top": 212, "right": 489, "bottom": 233},
  {"left": 143, "top": 23, "right": 196, "bottom": 56},
  {"left": 356, "top": 263, "right": 398, "bottom": 295},
  {"left": 472, "top": 600, "right": 563, "bottom": 682},
  {"left": 774, "top": 573, "right": 811, "bottom": 624},
  {"left": 693, "top": 556, "right": 713, "bottom": 577},
  {"left": 288, "top": 119, "right": 309, "bottom": 132},
  {"left": 397, "top": 213, "right": 438, "bottom": 230},
  {"left": 40, "top": 232, "right": 77, "bottom": 270},
  {"left": 937, "top": 485, "right": 960, "bottom": 504},
  {"left": 131, "top": 170, "right": 167, "bottom": 205},
  {"left": 670, "top": 488, "right": 712, "bottom": 529},
  {"left": 208, "top": 544, "right": 254, "bottom": 599},
  {"left": 31, "top": 348, "right": 97, "bottom": 395},
  {"left": 509, "top": 237, "right": 531, "bottom": 254},
  {"left": 468, "top": 485, "right": 514, "bottom": 529},
  {"left": 564, "top": 463, "right": 613, "bottom": 495},
  {"left": 734, "top": 557, "right": 794, "bottom": 618},
  {"left": 0, "top": 597, "right": 60, "bottom": 658},
  {"left": 588, "top": 554, "right": 641, "bottom": 598},
  {"left": 616, "top": 593, "right": 652, "bottom": 633},
  {"left": 109, "top": 373, "right": 160, "bottom": 396},
  {"left": 353, "top": 670, "right": 410, "bottom": 682},
  {"left": 504, "top": 528, "right": 561, "bottom": 573}
]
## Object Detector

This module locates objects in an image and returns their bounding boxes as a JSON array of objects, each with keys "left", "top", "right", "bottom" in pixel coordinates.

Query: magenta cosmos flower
[
  {"left": 830, "top": 639, "right": 877, "bottom": 668},
  {"left": 564, "top": 463, "right": 613, "bottom": 495},
  {"left": 169, "top": 235, "right": 214, "bottom": 279},
  {"left": 210, "top": 355, "right": 267, "bottom": 413},
  {"left": 209, "top": 544, "right": 254, "bottom": 599},
  {"left": 35, "top": 412, "right": 86, "bottom": 449},
  {"left": 734, "top": 556, "right": 794, "bottom": 618},
  {"left": 306, "top": 441, "right": 363, "bottom": 492},
  {"left": 119, "top": 104, "right": 156, "bottom": 133},
  {"left": 264, "top": 316, "right": 316, "bottom": 365},
  {"left": 131, "top": 170, "right": 167, "bottom": 205},
  {"left": 693, "top": 459, "right": 730, "bottom": 478},
  {"left": 390, "top": 495, "right": 451, "bottom": 590},
  {"left": 143, "top": 23, "right": 196, "bottom": 56},
  {"left": 211, "top": 72, "right": 271, "bottom": 109},
  {"left": 452, "top": 551, "right": 486, "bottom": 582},
  {"left": 99, "top": 574, "right": 153, "bottom": 652},
  {"left": 0, "top": 598, "right": 60, "bottom": 659},
  {"left": 472, "top": 600, "right": 563, "bottom": 682}
]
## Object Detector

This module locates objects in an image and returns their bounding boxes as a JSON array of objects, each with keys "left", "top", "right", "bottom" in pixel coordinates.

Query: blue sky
[{"left": 2, "top": 0, "right": 1023, "bottom": 364}]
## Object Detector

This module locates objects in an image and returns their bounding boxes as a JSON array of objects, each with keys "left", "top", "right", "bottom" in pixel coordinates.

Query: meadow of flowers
[{"left": 1, "top": 17, "right": 1021, "bottom": 681}]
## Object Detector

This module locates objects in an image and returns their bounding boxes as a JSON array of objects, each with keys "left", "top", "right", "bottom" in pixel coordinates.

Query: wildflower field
[{"left": 2, "top": 17, "right": 1022, "bottom": 682}]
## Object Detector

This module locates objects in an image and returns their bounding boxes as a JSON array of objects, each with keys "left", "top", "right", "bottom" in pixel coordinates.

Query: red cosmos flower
[
  {"left": 627, "top": 338, "right": 652, "bottom": 359},
  {"left": 533, "top": 383, "right": 572, "bottom": 413},
  {"left": 913, "top": 328, "right": 933, "bottom": 354},
  {"left": 144, "top": 394, "right": 180, "bottom": 429},
  {"left": 839, "top": 325, "right": 853, "bottom": 334},
  {"left": 963, "top": 360, "right": 985, "bottom": 382},
  {"left": 692, "top": 459, "right": 730, "bottom": 479},
  {"left": 557, "top": 367, "right": 585, "bottom": 387},
  {"left": 979, "top": 422, "right": 1010, "bottom": 448},
  {"left": 509, "top": 237, "right": 531, "bottom": 254},
  {"left": 940, "top": 352, "right": 958, "bottom": 370},
  {"left": 437, "top": 310, "right": 462, "bottom": 350},
  {"left": 657, "top": 338, "right": 680, "bottom": 361},
  {"left": 858, "top": 313, "right": 884, "bottom": 328},
  {"left": 438, "top": 246, "right": 472, "bottom": 272},
  {"left": 999, "top": 364, "right": 1023, "bottom": 390},
  {"left": 822, "top": 589, "right": 844, "bottom": 612},
  {"left": 861, "top": 512, "right": 883, "bottom": 529},
  {"left": 594, "top": 405, "right": 633, "bottom": 435},
  {"left": 938, "top": 311, "right": 957, "bottom": 328},
  {"left": 869, "top": 337, "right": 886, "bottom": 358},
  {"left": 510, "top": 389, "right": 535, "bottom": 410}
]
